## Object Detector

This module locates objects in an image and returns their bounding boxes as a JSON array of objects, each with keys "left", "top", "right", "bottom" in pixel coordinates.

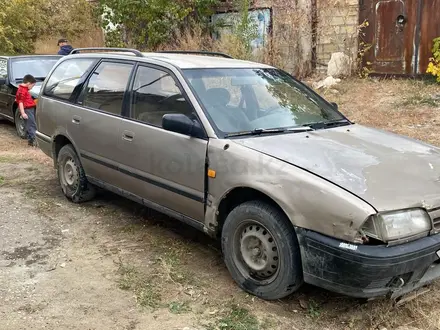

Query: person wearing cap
[{"left": 57, "top": 38, "right": 74, "bottom": 56}]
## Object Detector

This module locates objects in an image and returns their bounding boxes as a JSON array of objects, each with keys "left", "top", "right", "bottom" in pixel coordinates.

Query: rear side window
[
  {"left": 44, "top": 59, "right": 95, "bottom": 100},
  {"left": 80, "top": 61, "right": 133, "bottom": 116}
]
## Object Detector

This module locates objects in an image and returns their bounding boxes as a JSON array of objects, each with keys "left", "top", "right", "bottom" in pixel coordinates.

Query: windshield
[
  {"left": 183, "top": 68, "right": 345, "bottom": 135},
  {"left": 11, "top": 57, "right": 60, "bottom": 81}
]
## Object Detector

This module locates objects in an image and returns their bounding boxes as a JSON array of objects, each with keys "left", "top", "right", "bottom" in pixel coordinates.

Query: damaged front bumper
[{"left": 296, "top": 228, "right": 440, "bottom": 299}]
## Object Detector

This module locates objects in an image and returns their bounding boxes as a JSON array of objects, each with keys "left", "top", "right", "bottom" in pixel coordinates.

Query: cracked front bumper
[{"left": 296, "top": 228, "right": 440, "bottom": 299}]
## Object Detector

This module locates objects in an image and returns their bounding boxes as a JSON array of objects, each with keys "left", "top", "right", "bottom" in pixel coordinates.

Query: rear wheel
[
  {"left": 14, "top": 110, "right": 26, "bottom": 139},
  {"left": 221, "top": 201, "right": 303, "bottom": 300},
  {"left": 57, "top": 144, "right": 95, "bottom": 203}
]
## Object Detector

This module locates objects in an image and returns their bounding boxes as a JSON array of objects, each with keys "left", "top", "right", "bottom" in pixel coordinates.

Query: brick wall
[
  {"left": 214, "top": 0, "right": 360, "bottom": 75},
  {"left": 271, "top": 1, "right": 313, "bottom": 76},
  {"left": 315, "top": 0, "right": 359, "bottom": 72}
]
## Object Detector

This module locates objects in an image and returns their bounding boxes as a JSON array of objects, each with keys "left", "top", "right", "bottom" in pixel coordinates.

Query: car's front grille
[{"left": 428, "top": 207, "right": 440, "bottom": 231}]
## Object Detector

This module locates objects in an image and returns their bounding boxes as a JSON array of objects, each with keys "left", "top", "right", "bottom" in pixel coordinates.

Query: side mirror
[
  {"left": 162, "top": 113, "right": 205, "bottom": 138},
  {"left": 0, "top": 78, "right": 6, "bottom": 85},
  {"left": 330, "top": 102, "right": 338, "bottom": 110}
]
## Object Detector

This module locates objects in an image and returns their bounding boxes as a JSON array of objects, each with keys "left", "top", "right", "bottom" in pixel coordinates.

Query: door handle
[
  {"left": 122, "top": 130, "right": 134, "bottom": 141},
  {"left": 72, "top": 115, "right": 81, "bottom": 124}
]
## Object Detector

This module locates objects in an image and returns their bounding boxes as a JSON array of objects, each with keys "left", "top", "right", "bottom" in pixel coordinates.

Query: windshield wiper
[
  {"left": 225, "top": 126, "right": 313, "bottom": 138},
  {"left": 303, "top": 119, "right": 351, "bottom": 130}
]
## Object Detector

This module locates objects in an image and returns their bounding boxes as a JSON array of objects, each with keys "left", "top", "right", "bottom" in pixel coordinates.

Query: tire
[
  {"left": 221, "top": 201, "right": 303, "bottom": 300},
  {"left": 57, "top": 144, "right": 95, "bottom": 203},
  {"left": 14, "top": 110, "right": 26, "bottom": 139}
]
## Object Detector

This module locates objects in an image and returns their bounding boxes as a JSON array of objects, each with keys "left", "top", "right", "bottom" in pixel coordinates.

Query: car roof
[
  {"left": 11, "top": 55, "right": 62, "bottom": 59},
  {"left": 141, "top": 52, "right": 274, "bottom": 69},
  {"left": 63, "top": 51, "right": 274, "bottom": 69},
  {"left": 0, "top": 55, "right": 62, "bottom": 60}
]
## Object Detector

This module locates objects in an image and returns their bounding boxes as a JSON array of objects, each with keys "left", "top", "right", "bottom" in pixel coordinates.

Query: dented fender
[{"left": 205, "top": 138, "right": 376, "bottom": 242}]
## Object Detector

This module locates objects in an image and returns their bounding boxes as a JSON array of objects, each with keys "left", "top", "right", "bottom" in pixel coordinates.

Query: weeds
[
  {"left": 399, "top": 94, "right": 440, "bottom": 107},
  {"left": 210, "top": 305, "right": 260, "bottom": 330},
  {"left": 117, "top": 264, "right": 161, "bottom": 309},
  {"left": 168, "top": 301, "right": 191, "bottom": 314},
  {"left": 0, "top": 155, "right": 19, "bottom": 163},
  {"left": 308, "top": 299, "right": 321, "bottom": 318},
  {"left": 24, "top": 185, "right": 38, "bottom": 198}
]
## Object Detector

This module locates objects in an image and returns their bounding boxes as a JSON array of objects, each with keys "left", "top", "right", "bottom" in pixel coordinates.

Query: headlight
[{"left": 361, "top": 209, "right": 431, "bottom": 242}]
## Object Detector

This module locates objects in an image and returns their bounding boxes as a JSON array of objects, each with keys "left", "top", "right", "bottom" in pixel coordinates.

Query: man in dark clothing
[{"left": 57, "top": 38, "right": 74, "bottom": 56}]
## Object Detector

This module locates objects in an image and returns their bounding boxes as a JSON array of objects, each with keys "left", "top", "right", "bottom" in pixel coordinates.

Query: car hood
[
  {"left": 11, "top": 81, "right": 42, "bottom": 98},
  {"left": 233, "top": 124, "right": 440, "bottom": 212},
  {"left": 30, "top": 83, "right": 42, "bottom": 97}
]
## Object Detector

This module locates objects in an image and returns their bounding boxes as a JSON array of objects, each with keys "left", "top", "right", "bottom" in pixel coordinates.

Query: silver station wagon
[{"left": 35, "top": 48, "right": 440, "bottom": 302}]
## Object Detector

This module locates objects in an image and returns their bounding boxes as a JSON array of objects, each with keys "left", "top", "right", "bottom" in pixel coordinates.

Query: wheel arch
[
  {"left": 214, "top": 186, "right": 293, "bottom": 239},
  {"left": 52, "top": 133, "right": 79, "bottom": 167}
]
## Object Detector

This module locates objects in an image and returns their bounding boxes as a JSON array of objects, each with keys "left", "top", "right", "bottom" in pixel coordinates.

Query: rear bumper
[
  {"left": 296, "top": 228, "right": 440, "bottom": 299},
  {"left": 35, "top": 131, "right": 52, "bottom": 159}
]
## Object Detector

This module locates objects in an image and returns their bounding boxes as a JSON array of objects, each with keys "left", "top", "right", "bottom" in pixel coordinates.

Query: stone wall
[
  {"left": 315, "top": 0, "right": 360, "bottom": 73},
  {"left": 271, "top": 0, "right": 313, "bottom": 76},
  {"left": 215, "top": 0, "right": 359, "bottom": 76}
]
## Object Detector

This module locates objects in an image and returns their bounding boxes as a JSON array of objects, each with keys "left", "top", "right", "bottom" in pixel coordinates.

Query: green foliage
[
  {"left": 214, "top": 305, "right": 260, "bottom": 330},
  {"left": 168, "top": 301, "right": 191, "bottom": 314},
  {"left": 234, "top": 0, "right": 258, "bottom": 59},
  {"left": 0, "top": 0, "right": 98, "bottom": 55},
  {"left": 0, "top": 0, "right": 40, "bottom": 54},
  {"left": 426, "top": 37, "right": 440, "bottom": 83},
  {"left": 99, "top": 0, "right": 218, "bottom": 50}
]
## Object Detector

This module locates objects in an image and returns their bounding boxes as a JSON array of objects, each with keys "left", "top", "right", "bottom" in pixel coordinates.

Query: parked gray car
[{"left": 35, "top": 48, "right": 440, "bottom": 302}]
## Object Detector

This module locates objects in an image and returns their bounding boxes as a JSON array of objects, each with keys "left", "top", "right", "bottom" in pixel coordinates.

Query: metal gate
[{"left": 360, "top": 0, "right": 440, "bottom": 75}]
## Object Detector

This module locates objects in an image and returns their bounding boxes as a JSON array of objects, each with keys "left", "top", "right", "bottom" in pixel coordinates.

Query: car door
[
  {"left": 70, "top": 60, "right": 135, "bottom": 185},
  {"left": 0, "top": 58, "right": 12, "bottom": 119},
  {"left": 115, "top": 64, "right": 208, "bottom": 221}
]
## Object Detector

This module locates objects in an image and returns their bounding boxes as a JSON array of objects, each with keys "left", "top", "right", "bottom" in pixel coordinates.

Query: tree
[
  {"left": 0, "top": 0, "right": 98, "bottom": 55},
  {"left": 99, "top": 0, "right": 218, "bottom": 50}
]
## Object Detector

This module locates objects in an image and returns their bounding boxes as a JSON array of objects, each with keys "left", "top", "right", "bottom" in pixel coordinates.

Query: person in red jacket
[{"left": 15, "top": 74, "right": 37, "bottom": 146}]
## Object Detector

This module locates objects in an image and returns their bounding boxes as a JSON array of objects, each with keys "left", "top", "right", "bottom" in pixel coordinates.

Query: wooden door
[
  {"left": 360, "top": 0, "right": 440, "bottom": 75},
  {"left": 360, "top": 0, "right": 417, "bottom": 75},
  {"left": 417, "top": 0, "right": 440, "bottom": 74}
]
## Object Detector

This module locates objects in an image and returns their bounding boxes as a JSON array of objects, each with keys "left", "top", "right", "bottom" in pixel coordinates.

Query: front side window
[
  {"left": 44, "top": 59, "right": 96, "bottom": 100},
  {"left": 184, "top": 68, "right": 346, "bottom": 136},
  {"left": 81, "top": 61, "right": 133, "bottom": 115},
  {"left": 131, "top": 65, "right": 193, "bottom": 127}
]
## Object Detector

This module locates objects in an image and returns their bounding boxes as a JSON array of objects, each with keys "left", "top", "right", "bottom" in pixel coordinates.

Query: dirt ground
[{"left": 1, "top": 78, "right": 440, "bottom": 330}]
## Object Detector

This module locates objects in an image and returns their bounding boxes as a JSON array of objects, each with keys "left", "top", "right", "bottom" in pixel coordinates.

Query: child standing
[{"left": 15, "top": 74, "right": 37, "bottom": 146}]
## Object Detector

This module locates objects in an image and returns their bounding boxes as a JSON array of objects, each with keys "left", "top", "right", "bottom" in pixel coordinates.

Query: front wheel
[
  {"left": 57, "top": 144, "right": 95, "bottom": 203},
  {"left": 14, "top": 110, "right": 26, "bottom": 139},
  {"left": 221, "top": 201, "right": 303, "bottom": 300}
]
